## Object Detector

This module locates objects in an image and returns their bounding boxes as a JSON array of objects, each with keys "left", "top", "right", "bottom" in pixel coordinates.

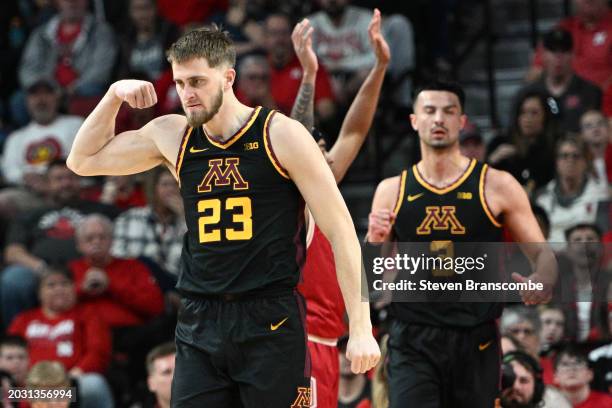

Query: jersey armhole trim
[
  {"left": 392, "top": 170, "right": 407, "bottom": 217},
  {"left": 263, "top": 110, "right": 291, "bottom": 179},
  {"left": 479, "top": 164, "right": 503, "bottom": 228},
  {"left": 175, "top": 126, "right": 193, "bottom": 187}
]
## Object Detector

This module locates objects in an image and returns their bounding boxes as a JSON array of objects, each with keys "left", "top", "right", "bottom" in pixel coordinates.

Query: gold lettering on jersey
[
  {"left": 416, "top": 206, "right": 466, "bottom": 235},
  {"left": 244, "top": 141, "right": 259, "bottom": 150},
  {"left": 290, "top": 387, "right": 311, "bottom": 408},
  {"left": 457, "top": 192, "right": 472, "bottom": 200},
  {"left": 197, "top": 158, "right": 249, "bottom": 193}
]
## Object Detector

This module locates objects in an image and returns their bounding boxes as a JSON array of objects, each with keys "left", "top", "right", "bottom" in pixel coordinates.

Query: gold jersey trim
[
  {"left": 393, "top": 170, "right": 408, "bottom": 217},
  {"left": 412, "top": 159, "right": 477, "bottom": 195},
  {"left": 479, "top": 164, "right": 503, "bottom": 228},
  {"left": 203, "top": 106, "right": 262, "bottom": 149},
  {"left": 175, "top": 126, "right": 193, "bottom": 187},
  {"left": 263, "top": 110, "right": 290, "bottom": 179}
]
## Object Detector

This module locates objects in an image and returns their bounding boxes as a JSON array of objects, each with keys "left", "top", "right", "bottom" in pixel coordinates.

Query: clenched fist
[
  {"left": 346, "top": 332, "right": 381, "bottom": 374},
  {"left": 112, "top": 79, "right": 158, "bottom": 109},
  {"left": 368, "top": 209, "right": 395, "bottom": 242}
]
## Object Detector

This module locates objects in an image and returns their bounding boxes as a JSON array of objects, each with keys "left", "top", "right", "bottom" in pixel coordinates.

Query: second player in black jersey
[{"left": 368, "top": 80, "right": 557, "bottom": 408}]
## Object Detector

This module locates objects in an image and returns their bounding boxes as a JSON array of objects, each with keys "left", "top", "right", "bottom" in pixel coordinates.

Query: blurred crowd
[{"left": 0, "top": 0, "right": 610, "bottom": 407}]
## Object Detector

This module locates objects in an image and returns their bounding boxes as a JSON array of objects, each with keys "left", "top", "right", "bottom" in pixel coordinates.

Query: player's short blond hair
[{"left": 166, "top": 24, "right": 236, "bottom": 68}]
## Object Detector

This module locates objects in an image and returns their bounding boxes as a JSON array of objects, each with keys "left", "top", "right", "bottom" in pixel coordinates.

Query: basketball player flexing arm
[
  {"left": 68, "top": 27, "right": 378, "bottom": 408},
  {"left": 290, "top": 10, "right": 389, "bottom": 408},
  {"left": 367, "top": 81, "right": 557, "bottom": 408}
]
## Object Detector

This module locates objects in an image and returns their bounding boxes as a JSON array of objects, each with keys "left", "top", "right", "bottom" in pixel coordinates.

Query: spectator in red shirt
[
  {"left": 70, "top": 214, "right": 164, "bottom": 328},
  {"left": 527, "top": 0, "right": 612, "bottom": 89},
  {"left": 263, "top": 13, "right": 336, "bottom": 121},
  {"left": 84, "top": 176, "right": 147, "bottom": 211},
  {"left": 554, "top": 345, "right": 612, "bottom": 407},
  {"left": 71, "top": 214, "right": 171, "bottom": 399},
  {"left": 8, "top": 267, "right": 114, "bottom": 408}
]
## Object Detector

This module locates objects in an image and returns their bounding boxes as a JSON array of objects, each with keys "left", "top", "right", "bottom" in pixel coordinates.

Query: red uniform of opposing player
[{"left": 290, "top": 11, "right": 389, "bottom": 407}]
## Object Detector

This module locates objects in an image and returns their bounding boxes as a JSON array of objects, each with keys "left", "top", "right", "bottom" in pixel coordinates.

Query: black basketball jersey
[
  {"left": 391, "top": 159, "right": 504, "bottom": 327},
  {"left": 175, "top": 106, "right": 305, "bottom": 295}
]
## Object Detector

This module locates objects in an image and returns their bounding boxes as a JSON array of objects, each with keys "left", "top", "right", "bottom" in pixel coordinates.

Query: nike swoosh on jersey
[
  {"left": 407, "top": 193, "right": 424, "bottom": 202},
  {"left": 190, "top": 146, "right": 209, "bottom": 153},
  {"left": 479, "top": 340, "right": 493, "bottom": 351},
  {"left": 271, "top": 317, "right": 289, "bottom": 331}
]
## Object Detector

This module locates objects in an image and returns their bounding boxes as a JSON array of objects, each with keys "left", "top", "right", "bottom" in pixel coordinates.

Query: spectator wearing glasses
[
  {"left": 535, "top": 135, "right": 610, "bottom": 243},
  {"left": 554, "top": 345, "right": 612, "bottom": 408}
]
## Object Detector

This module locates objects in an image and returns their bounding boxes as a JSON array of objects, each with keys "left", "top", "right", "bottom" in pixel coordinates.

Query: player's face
[
  {"left": 148, "top": 354, "right": 175, "bottom": 404},
  {"left": 554, "top": 355, "right": 592, "bottom": 388},
  {"left": 504, "top": 361, "right": 535, "bottom": 406},
  {"left": 539, "top": 309, "right": 564, "bottom": 347},
  {"left": 411, "top": 91, "right": 466, "bottom": 150},
  {"left": 173, "top": 58, "right": 233, "bottom": 127}
]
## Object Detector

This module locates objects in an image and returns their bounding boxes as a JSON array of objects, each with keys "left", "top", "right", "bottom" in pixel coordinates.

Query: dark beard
[{"left": 185, "top": 88, "right": 223, "bottom": 127}]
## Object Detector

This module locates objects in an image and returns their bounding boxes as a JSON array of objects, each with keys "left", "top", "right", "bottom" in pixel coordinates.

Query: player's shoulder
[
  {"left": 146, "top": 114, "right": 187, "bottom": 131},
  {"left": 372, "top": 175, "right": 402, "bottom": 208},
  {"left": 484, "top": 166, "right": 522, "bottom": 192},
  {"left": 268, "top": 111, "right": 303, "bottom": 132},
  {"left": 267, "top": 111, "right": 311, "bottom": 146},
  {"left": 376, "top": 175, "right": 402, "bottom": 194},
  {"left": 484, "top": 165, "right": 529, "bottom": 210},
  {"left": 140, "top": 114, "right": 188, "bottom": 141}
]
